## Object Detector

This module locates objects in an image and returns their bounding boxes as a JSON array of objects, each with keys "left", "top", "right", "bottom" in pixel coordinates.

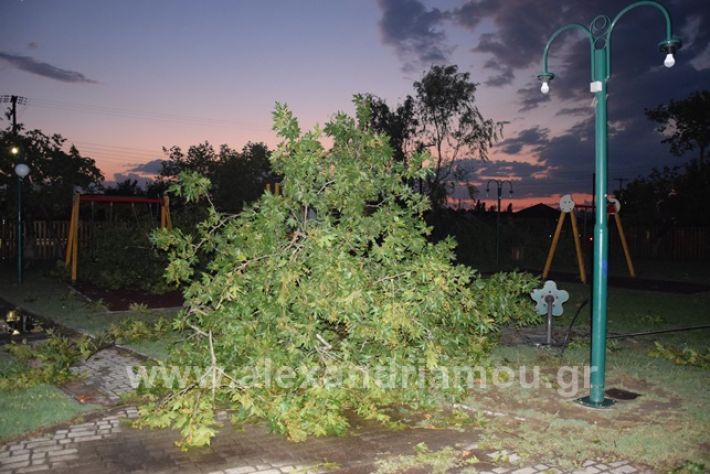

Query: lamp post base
[{"left": 575, "top": 395, "right": 615, "bottom": 409}]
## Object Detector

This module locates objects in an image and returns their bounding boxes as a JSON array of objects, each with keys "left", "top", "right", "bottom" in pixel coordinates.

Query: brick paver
[
  {"left": 0, "top": 322, "right": 652, "bottom": 473},
  {"left": 0, "top": 403, "right": 649, "bottom": 474},
  {"left": 63, "top": 347, "right": 143, "bottom": 405}
]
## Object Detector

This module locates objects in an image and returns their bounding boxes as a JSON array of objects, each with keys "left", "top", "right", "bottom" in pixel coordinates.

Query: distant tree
[
  {"left": 160, "top": 141, "right": 217, "bottom": 178},
  {"left": 356, "top": 93, "right": 418, "bottom": 165},
  {"left": 104, "top": 178, "right": 145, "bottom": 196},
  {"left": 159, "top": 141, "right": 275, "bottom": 213},
  {"left": 1, "top": 124, "right": 103, "bottom": 220},
  {"left": 413, "top": 65, "right": 504, "bottom": 207},
  {"left": 211, "top": 142, "right": 275, "bottom": 213},
  {"left": 619, "top": 159, "right": 710, "bottom": 226},
  {"left": 358, "top": 66, "right": 503, "bottom": 208},
  {"left": 645, "top": 90, "right": 710, "bottom": 165}
]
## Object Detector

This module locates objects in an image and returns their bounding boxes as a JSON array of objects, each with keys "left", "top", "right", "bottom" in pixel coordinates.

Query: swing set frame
[
  {"left": 542, "top": 200, "right": 635, "bottom": 282},
  {"left": 64, "top": 193, "right": 172, "bottom": 283}
]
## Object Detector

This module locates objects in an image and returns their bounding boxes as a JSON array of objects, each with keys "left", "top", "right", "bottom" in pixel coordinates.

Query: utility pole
[{"left": 1, "top": 95, "right": 28, "bottom": 134}]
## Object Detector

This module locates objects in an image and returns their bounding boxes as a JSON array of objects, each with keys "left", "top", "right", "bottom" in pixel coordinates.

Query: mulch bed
[{"left": 71, "top": 281, "right": 183, "bottom": 312}]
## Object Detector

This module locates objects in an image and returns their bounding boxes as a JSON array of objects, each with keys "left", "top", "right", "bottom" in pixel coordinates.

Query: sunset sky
[{"left": 1, "top": 0, "right": 708, "bottom": 210}]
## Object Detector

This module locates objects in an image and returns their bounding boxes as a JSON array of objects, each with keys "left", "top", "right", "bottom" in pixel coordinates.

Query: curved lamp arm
[
  {"left": 605, "top": 0, "right": 680, "bottom": 79},
  {"left": 486, "top": 179, "right": 497, "bottom": 193},
  {"left": 502, "top": 180, "right": 514, "bottom": 195},
  {"left": 539, "top": 23, "right": 595, "bottom": 87}
]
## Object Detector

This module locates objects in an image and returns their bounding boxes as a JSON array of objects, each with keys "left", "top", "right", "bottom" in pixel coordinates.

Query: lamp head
[
  {"left": 14, "top": 162, "right": 30, "bottom": 179},
  {"left": 659, "top": 38, "right": 681, "bottom": 68},
  {"left": 10, "top": 146, "right": 19, "bottom": 155},
  {"left": 537, "top": 72, "right": 555, "bottom": 95}
]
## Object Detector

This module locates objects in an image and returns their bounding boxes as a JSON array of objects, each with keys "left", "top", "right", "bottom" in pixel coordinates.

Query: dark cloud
[
  {"left": 374, "top": 0, "right": 710, "bottom": 200},
  {"left": 0, "top": 51, "right": 97, "bottom": 84},
  {"left": 27, "top": 42, "right": 39, "bottom": 49},
  {"left": 498, "top": 126, "right": 549, "bottom": 154},
  {"left": 127, "top": 159, "right": 164, "bottom": 175},
  {"left": 447, "top": 158, "right": 545, "bottom": 200},
  {"left": 377, "top": 0, "right": 709, "bottom": 99},
  {"left": 377, "top": 0, "right": 451, "bottom": 71},
  {"left": 556, "top": 106, "right": 591, "bottom": 117},
  {"left": 475, "top": 159, "right": 545, "bottom": 177},
  {"left": 530, "top": 1, "right": 709, "bottom": 112},
  {"left": 451, "top": 0, "right": 499, "bottom": 29},
  {"left": 454, "top": 157, "right": 545, "bottom": 180},
  {"left": 448, "top": 0, "right": 710, "bottom": 112},
  {"left": 482, "top": 58, "right": 514, "bottom": 86}
]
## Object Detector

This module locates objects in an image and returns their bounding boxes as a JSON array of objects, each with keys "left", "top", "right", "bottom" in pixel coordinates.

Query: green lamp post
[
  {"left": 537, "top": 1, "right": 680, "bottom": 408},
  {"left": 12, "top": 146, "right": 30, "bottom": 285}
]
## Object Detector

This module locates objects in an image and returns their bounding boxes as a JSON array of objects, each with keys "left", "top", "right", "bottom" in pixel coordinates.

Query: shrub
[
  {"left": 79, "top": 221, "right": 173, "bottom": 293},
  {"left": 143, "top": 99, "right": 537, "bottom": 448}
]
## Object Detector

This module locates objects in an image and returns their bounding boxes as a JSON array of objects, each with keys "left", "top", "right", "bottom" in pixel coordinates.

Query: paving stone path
[
  {"left": 0, "top": 404, "right": 646, "bottom": 474},
  {"left": 0, "top": 336, "right": 651, "bottom": 473},
  {"left": 63, "top": 347, "right": 143, "bottom": 405}
]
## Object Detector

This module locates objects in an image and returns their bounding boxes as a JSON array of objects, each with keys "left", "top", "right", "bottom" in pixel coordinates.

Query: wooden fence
[
  {"left": 624, "top": 226, "right": 709, "bottom": 260},
  {"left": 0, "top": 220, "right": 93, "bottom": 261}
]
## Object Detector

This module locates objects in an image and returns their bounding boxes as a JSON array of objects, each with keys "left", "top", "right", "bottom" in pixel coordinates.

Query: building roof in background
[{"left": 515, "top": 203, "right": 558, "bottom": 219}]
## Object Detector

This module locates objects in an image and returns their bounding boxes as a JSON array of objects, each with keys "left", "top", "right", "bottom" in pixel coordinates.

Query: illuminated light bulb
[
  {"left": 541, "top": 81, "right": 550, "bottom": 94},
  {"left": 664, "top": 53, "right": 675, "bottom": 68}
]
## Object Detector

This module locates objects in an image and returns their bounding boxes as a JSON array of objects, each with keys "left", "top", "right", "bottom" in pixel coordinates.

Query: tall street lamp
[
  {"left": 486, "top": 179, "right": 513, "bottom": 268},
  {"left": 537, "top": 1, "right": 680, "bottom": 408},
  {"left": 12, "top": 146, "right": 30, "bottom": 285}
]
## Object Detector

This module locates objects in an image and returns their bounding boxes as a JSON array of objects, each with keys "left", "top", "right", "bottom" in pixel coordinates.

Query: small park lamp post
[
  {"left": 486, "top": 179, "right": 513, "bottom": 268},
  {"left": 12, "top": 146, "right": 30, "bottom": 285},
  {"left": 537, "top": 1, "right": 680, "bottom": 408}
]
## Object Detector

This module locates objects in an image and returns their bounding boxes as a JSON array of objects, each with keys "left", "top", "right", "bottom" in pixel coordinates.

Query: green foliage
[
  {"left": 1, "top": 330, "right": 84, "bottom": 390},
  {"left": 108, "top": 317, "right": 172, "bottom": 342},
  {"left": 0, "top": 316, "right": 174, "bottom": 392},
  {"left": 129, "top": 302, "right": 150, "bottom": 313},
  {"left": 375, "top": 443, "right": 476, "bottom": 474},
  {"left": 160, "top": 141, "right": 276, "bottom": 213},
  {"left": 0, "top": 125, "right": 103, "bottom": 219},
  {"left": 145, "top": 100, "right": 536, "bottom": 447},
  {"left": 135, "top": 391, "right": 218, "bottom": 450},
  {"left": 414, "top": 65, "right": 503, "bottom": 206},
  {"left": 471, "top": 272, "right": 541, "bottom": 327},
  {"left": 667, "top": 460, "right": 707, "bottom": 474},
  {"left": 648, "top": 342, "right": 710, "bottom": 369},
  {"left": 79, "top": 221, "right": 174, "bottom": 293}
]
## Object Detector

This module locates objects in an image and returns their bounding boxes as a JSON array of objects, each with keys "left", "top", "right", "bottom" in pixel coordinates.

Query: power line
[{"left": 27, "top": 96, "right": 270, "bottom": 131}]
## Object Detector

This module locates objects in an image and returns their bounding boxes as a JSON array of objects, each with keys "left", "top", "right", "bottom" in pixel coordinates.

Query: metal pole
[
  {"left": 496, "top": 185, "right": 501, "bottom": 268},
  {"left": 537, "top": 0, "right": 679, "bottom": 409},
  {"left": 17, "top": 176, "right": 23, "bottom": 285},
  {"left": 583, "top": 47, "right": 613, "bottom": 408},
  {"left": 545, "top": 295, "right": 554, "bottom": 345}
]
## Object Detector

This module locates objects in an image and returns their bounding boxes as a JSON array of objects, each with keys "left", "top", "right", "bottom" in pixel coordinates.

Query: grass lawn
[
  {"left": 0, "top": 349, "right": 98, "bottom": 441},
  {"left": 509, "top": 255, "right": 710, "bottom": 285},
  {"left": 466, "top": 285, "right": 710, "bottom": 471},
  {"left": 0, "top": 265, "right": 179, "bottom": 361}
]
